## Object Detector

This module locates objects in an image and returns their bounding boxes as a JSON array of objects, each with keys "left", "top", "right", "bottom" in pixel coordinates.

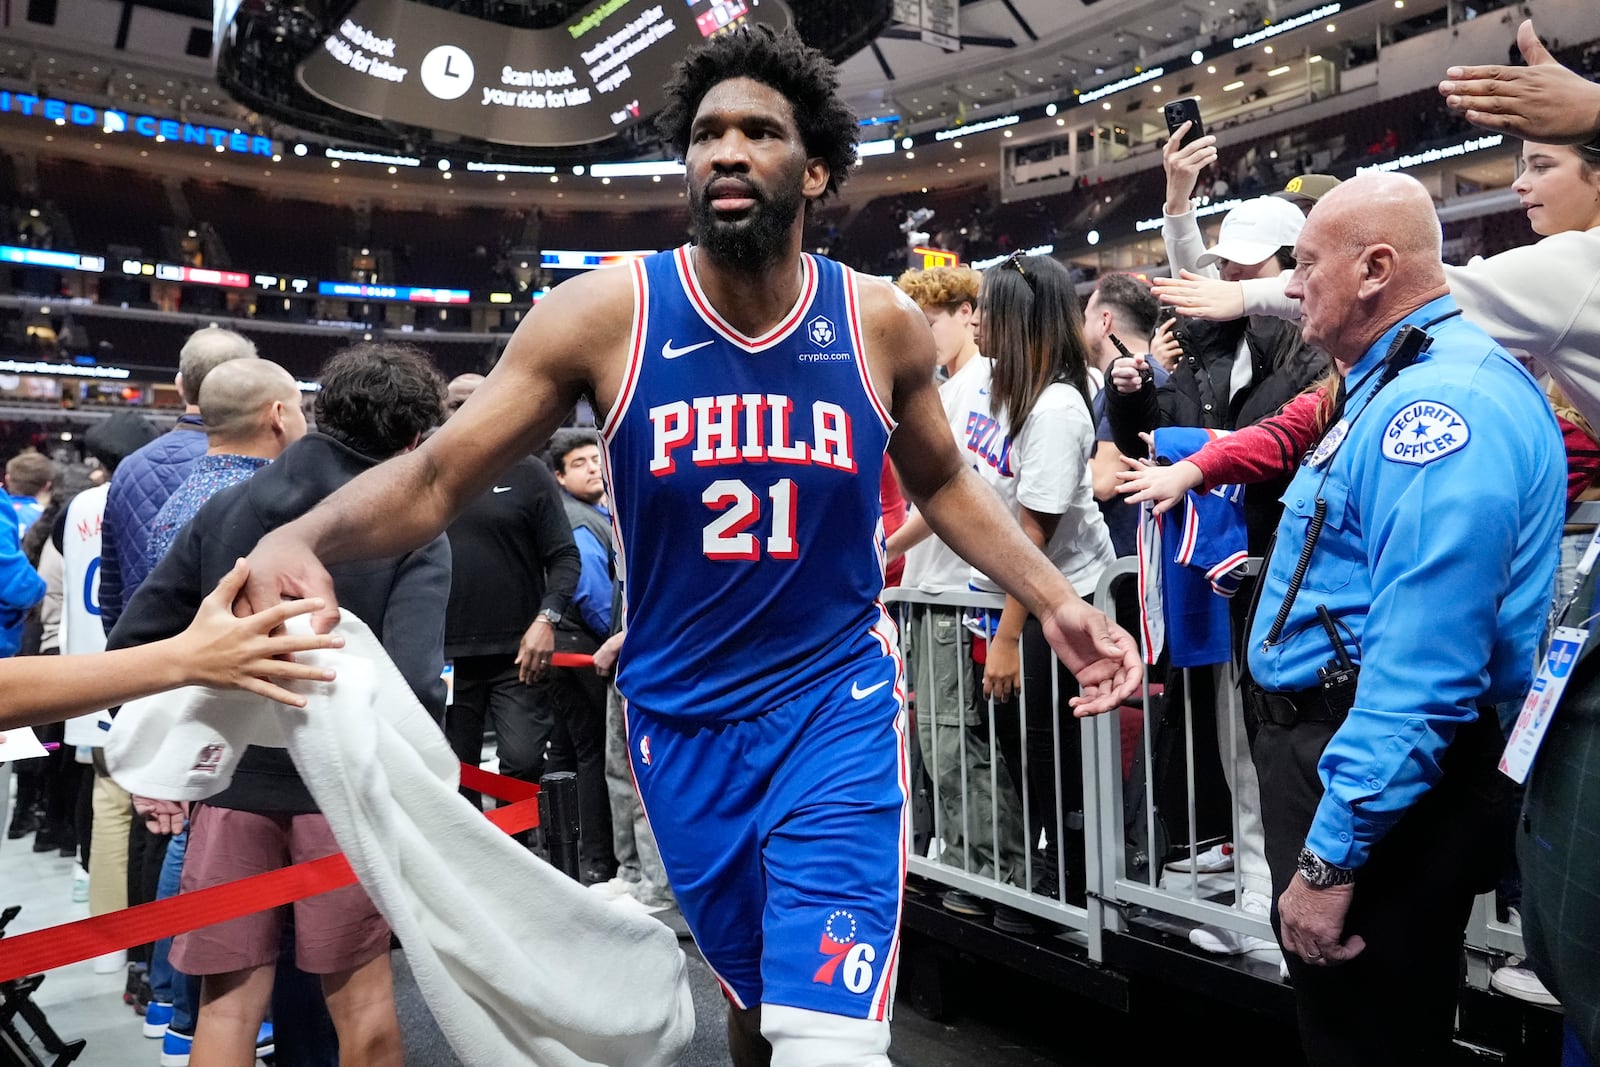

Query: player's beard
[{"left": 690, "top": 169, "right": 805, "bottom": 273}]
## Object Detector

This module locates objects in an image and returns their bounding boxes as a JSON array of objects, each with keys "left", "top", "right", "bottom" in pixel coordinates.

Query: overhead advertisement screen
[{"left": 296, "top": 0, "right": 791, "bottom": 148}]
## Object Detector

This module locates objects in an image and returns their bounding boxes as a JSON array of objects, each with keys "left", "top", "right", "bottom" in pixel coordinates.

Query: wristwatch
[
  {"left": 536, "top": 608, "right": 563, "bottom": 627},
  {"left": 1296, "top": 847, "right": 1355, "bottom": 888}
]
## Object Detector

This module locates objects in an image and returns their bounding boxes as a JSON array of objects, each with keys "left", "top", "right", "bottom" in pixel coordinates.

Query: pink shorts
[{"left": 170, "top": 805, "right": 390, "bottom": 976}]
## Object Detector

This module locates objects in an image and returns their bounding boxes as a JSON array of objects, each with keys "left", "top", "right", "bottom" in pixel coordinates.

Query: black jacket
[
  {"left": 443, "top": 457, "right": 579, "bottom": 660},
  {"left": 1105, "top": 314, "right": 1329, "bottom": 553},
  {"left": 109, "top": 432, "right": 452, "bottom": 814}
]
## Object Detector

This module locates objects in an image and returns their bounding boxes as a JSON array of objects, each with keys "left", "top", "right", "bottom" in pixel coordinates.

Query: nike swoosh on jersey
[
  {"left": 492, "top": 486, "right": 512, "bottom": 493},
  {"left": 851, "top": 679, "right": 891, "bottom": 700},
  {"left": 661, "top": 339, "right": 714, "bottom": 360}
]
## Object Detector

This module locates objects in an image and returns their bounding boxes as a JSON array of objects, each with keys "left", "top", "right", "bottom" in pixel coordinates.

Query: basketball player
[{"left": 241, "top": 26, "right": 1139, "bottom": 1066}]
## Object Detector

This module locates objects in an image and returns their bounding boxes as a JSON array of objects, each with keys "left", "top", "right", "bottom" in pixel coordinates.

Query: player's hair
[
  {"left": 548, "top": 427, "right": 601, "bottom": 474},
  {"left": 314, "top": 343, "right": 445, "bottom": 460},
  {"left": 178, "top": 327, "right": 258, "bottom": 405},
  {"left": 656, "top": 25, "right": 858, "bottom": 203},
  {"left": 1090, "top": 273, "right": 1159, "bottom": 342},
  {"left": 896, "top": 266, "right": 982, "bottom": 312},
  {"left": 4, "top": 450, "right": 54, "bottom": 497},
  {"left": 982, "top": 254, "right": 1094, "bottom": 434}
]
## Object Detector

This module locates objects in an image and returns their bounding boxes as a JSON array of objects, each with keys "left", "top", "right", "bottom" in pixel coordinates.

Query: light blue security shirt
[{"left": 1247, "top": 295, "right": 1563, "bottom": 868}]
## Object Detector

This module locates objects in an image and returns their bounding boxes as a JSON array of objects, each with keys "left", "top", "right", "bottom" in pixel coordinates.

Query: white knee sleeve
[{"left": 761, "top": 1004, "right": 891, "bottom": 1067}]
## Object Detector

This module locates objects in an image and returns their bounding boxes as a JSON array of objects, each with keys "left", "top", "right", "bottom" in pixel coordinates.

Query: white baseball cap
[{"left": 1196, "top": 195, "right": 1306, "bottom": 269}]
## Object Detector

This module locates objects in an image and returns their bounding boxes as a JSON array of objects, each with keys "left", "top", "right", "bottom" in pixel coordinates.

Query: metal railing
[{"left": 885, "top": 554, "right": 1526, "bottom": 984}]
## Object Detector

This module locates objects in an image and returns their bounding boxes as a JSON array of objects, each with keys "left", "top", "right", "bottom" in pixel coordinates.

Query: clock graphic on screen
[{"left": 420, "top": 45, "right": 475, "bottom": 100}]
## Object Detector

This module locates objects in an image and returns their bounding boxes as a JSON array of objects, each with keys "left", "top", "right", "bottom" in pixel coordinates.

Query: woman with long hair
[{"left": 971, "top": 252, "right": 1115, "bottom": 911}]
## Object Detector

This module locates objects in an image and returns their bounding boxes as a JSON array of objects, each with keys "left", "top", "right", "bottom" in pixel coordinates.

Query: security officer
[{"left": 1245, "top": 173, "right": 1563, "bottom": 1067}]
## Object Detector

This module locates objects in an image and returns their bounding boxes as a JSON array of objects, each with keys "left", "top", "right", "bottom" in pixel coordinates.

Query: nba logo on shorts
[
  {"left": 639, "top": 735, "right": 652, "bottom": 766},
  {"left": 807, "top": 315, "right": 836, "bottom": 348},
  {"left": 812, "top": 909, "right": 875, "bottom": 993}
]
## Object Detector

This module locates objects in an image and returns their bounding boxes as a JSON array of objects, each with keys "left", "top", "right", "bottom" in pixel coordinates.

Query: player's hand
[
  {"left": 1278, "top": 876, "right": 1366, "bottom": 967},
  {"left": 1153, "top": 270, "right": 1246, "bottom": 323},
  {"left": 180, "top": 560, "right": 341, "bottom": 706},
  {"left": 593, "top": 631, "right": 625, "bottom": 678},
  {"left": 1042, "top": 601, "right": 1140, "bottom": 716},
  {"left": 241, "top": 527, "right": 340, "bottom": 634},
  {"left": 515, "top": 617, "right": 556, "bottom": 685},
  {"left": 981, "top": 634, "right": 1021, "bottom": 703},
  {"left": 1440, "top": 20, "right": 1600, "bottom": 143},
  {"left": 1163, "top": 123, "right": 1219, "bottom": 214},
  {"left": 1110, "top": 354, "right": 1150, "bottom": 394},
  {"left": 1116, "top": 459, "right": 1203, "bottom": 515},
  {"left": 132, "top": 796, "right": 190, "bottom": 836}
]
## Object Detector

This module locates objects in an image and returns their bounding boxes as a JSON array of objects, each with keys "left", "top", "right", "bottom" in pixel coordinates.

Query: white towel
[{"left": 107, "top": 613, "right": 695, "bottom": 1067}]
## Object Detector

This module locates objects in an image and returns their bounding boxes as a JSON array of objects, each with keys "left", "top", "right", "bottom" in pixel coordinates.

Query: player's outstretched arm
[
  {"left": 866, "top": 281, "right": 1140, "bottom": 714},
  {"left": 1439, "top": 20, "right": 1600, "bottom": 143},
  {"left": 242, "top": 269, "right": 634, "bottom": 630},
  {"left": 0, "top": 560, "right": 341, "bottom": 732}
]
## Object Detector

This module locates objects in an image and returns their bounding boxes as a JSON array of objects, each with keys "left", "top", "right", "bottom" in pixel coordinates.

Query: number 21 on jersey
[{"left": 702, "top": 478, "right": 797, "bottom": 561}]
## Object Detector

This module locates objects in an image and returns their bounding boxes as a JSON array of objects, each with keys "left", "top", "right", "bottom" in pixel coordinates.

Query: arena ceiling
[{"left": 0, "top": 0, "right": 1441, "bottom": 213}]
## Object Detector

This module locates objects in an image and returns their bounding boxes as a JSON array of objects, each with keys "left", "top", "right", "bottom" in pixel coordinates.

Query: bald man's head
[
  {"left": 1286, "top": 173, "right": 1449, "bottom": 368},
  {"left": 445, "top": 373, "right": 485, "bottom": 418},
  {"left": 199, "top": 360, "right": 307, "bottom": 456},
  {"left": 1314, "top": 173, "right": 1443, "bottom": 262}
]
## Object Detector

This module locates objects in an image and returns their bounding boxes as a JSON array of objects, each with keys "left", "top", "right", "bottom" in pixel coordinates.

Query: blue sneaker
[
  {"left": 143, "top": 1001, "right": 174, "bottom": 1038},
  {"left": 159, "top": 1028, "right": 192, "bottom": 1067},
  {"left": 255, "top": 1022, "right": 274, "bottom": 1059}
]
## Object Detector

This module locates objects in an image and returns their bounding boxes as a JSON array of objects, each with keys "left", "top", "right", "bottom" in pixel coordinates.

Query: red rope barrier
[{"left": 0, "top": 765, "right": 539, "bottom": 983}]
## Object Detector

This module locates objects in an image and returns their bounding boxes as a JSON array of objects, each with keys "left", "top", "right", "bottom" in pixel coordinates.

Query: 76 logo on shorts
[{"left": 812, "top": 909, "right": 875, "bottom": 994}]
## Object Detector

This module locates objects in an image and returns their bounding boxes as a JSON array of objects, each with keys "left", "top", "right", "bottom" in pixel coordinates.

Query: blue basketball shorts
[{"left": 626, "top": 653, "right": 909, "bottom": 1021}]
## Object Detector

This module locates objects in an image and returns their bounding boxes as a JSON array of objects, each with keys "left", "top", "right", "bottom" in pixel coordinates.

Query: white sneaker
[
  {"left": 587, "top": 877, "right": 633, "bottom": 900},
  {"left": 1189, "top": 924, "right": 1278, "bottom": 955},
  {"left": 1164, "top": 842, "right": 1235, "bottom": 874},
  {"left": 1491, "top": 965, "right": 1559, "bottom": 1006}
]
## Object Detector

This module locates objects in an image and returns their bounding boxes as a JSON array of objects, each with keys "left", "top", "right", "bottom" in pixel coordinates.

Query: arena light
[
  {"left": 1136, "top": 197, "right": 1241, "bottom": 232},
  {"left": 326, "top": 147, "right": 421, "bottom": 166},
  {"left": 856, "top": 139, "right": 896, "bottom": 159},
  {"left": 1357, "top": 133, "right": 1505, "bottom": 175},
  {"left": 0, "top": 359, "right": 130, "bottom": 379},
  {"left": 588, "top": 160, "right": 685, "bottom": 178},
  {"left": 933, "top": 113, "right": 1019, "bottom": 141},
  {"left": 1232, "top": 3, "right": 1340, "bottom": 48},
  {"left": 970, "top": 245, "right": 1054, "bottom": 270},
  {"left": 0, "top": 245, "right": 104, "bottom": 273},
  {"left": 465, "top": 161, "right": 557, "bottom": 173}
]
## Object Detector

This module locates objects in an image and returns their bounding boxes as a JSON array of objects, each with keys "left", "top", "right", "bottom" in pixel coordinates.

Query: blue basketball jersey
[
  {"left": 602, "top": 246, "right": 898, "bottom": 722},
  {"left": 1138, "top": 427, "right": 1249, "bottom": 668}
]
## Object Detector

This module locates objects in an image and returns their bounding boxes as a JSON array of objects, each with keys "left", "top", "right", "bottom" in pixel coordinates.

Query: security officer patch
[{"left": 1382, "top": 400, "right": 1470, "bottom": 465}]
